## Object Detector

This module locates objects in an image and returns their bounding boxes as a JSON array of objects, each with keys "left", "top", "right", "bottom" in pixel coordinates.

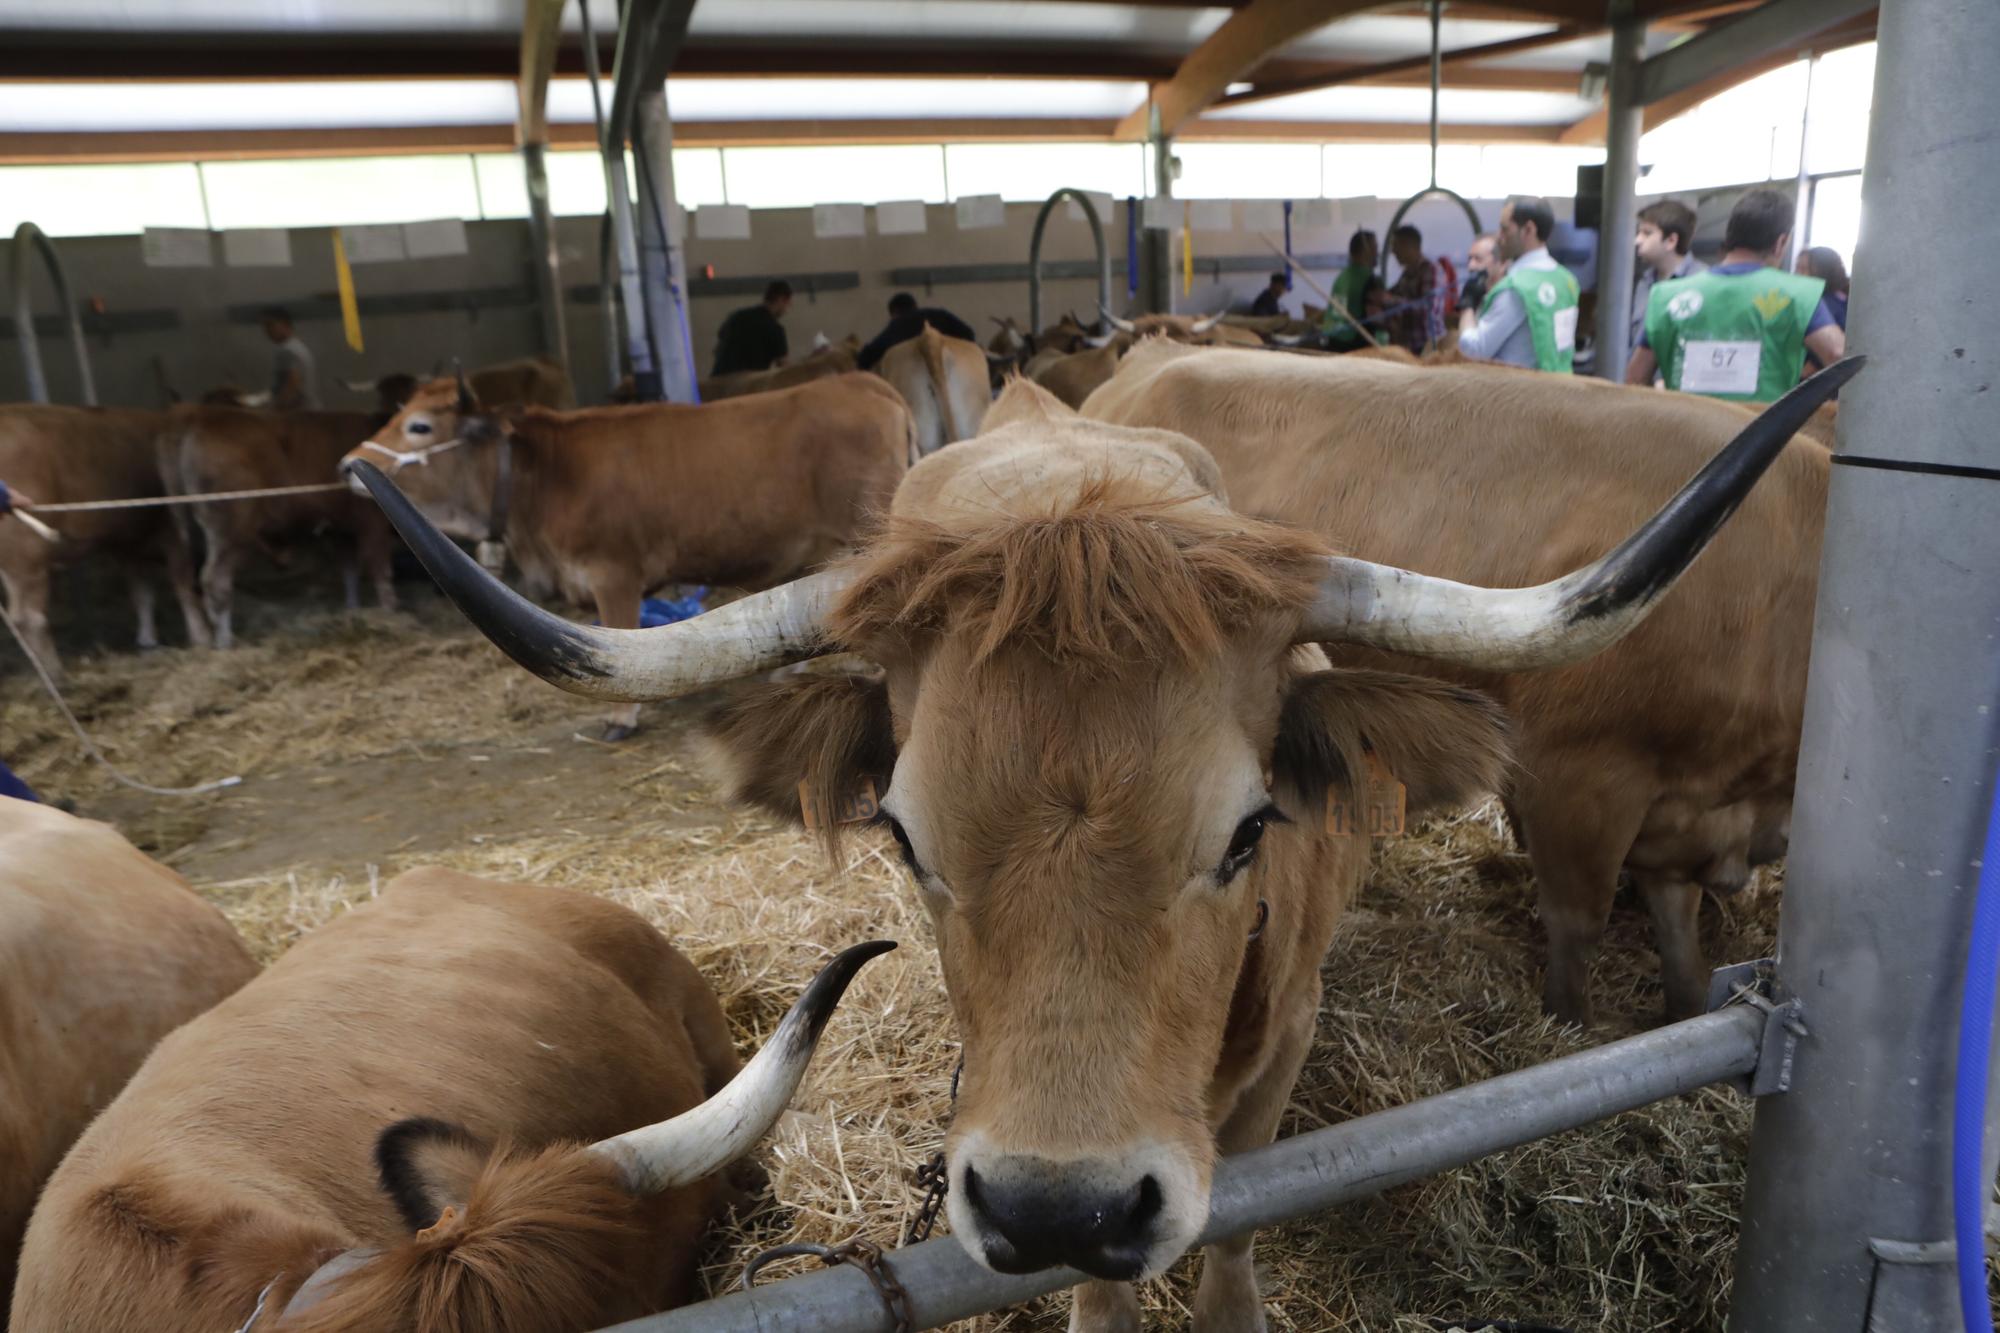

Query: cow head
[
  {"left": 341, "top": 373, "right": 508, "bottom": 542},
  {"left": 275, "top": 942, "right": 890, "bottom": 1330},
  {"left": 347, "top": 361, "right": 1860, "bottom": 1282}
]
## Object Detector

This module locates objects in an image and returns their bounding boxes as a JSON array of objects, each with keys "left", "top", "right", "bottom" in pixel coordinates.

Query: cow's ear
[
  {"left": 1273, "top": 668, "right": 1510, "bottom": 816},
  {"left": 701, "top": 672, "right": 896, "bottom": 856},
  {"left": 374, "top": 1117, "right": 491, "bottom": 1232}
]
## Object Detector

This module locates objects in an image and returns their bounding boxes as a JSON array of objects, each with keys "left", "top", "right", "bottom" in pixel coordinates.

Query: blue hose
[{"left": 1955, "top": 765, "right": 2000, "bottom": 1331}]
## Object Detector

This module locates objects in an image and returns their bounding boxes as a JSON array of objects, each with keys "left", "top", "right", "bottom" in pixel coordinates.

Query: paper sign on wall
[
  {"left": 1242, "top": 200, "right": 1286, "bottom": 232},
  {"left": 402, "top": 218, "right": 468, "bottom": 259},
  {"left": 812, "top": 203, "right": 867, "bottom": 239},
  {"left": 1187, "top": 199, "right": 1233, "bottom": 232},
  {"left": 1064, "top": 191, "right": 1116, "bottom": 226},
  {"left": 341, "top": 225, "right": 406, "bottom": 264},
  {"left": 1291, "top": 199, "right": 1337, "bottom": 230},
  {"left": 142, "top": 228, "right": 213, "bottom": 268},
  {"left": 874, "top": 200, "right": 928, "bottom": 236},
  {"left": 696, "top": 205, "right": 752, "bottom": 241},
  {"left": 954, "top": 194, "right": 1005, "bottom": 230},
  {"left": 1141, "top": 197, "right": 1184, "bottom": 230},
  {"left": 220, "top": 228, "right": 289, "bottom": 268}
]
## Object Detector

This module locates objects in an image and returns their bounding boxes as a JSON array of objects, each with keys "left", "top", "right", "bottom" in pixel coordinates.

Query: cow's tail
[
  {"left": 900, "top": 378, "right": 923, "bottom": 470},
  {"left": 919, "top": 326, "right": 958, "bottom": 454},
  {"left": 154, "top": 408, "right": 199, "bottom": 548}
]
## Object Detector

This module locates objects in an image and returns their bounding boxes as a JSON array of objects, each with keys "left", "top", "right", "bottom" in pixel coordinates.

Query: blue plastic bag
[{"left": 639, "top": 588, "right": 708, "bottom": 627}]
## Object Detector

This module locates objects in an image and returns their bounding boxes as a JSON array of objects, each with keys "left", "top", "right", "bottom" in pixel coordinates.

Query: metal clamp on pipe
[{"left": 1705, "top": 958, "right": 1807, "bottom": 1098}]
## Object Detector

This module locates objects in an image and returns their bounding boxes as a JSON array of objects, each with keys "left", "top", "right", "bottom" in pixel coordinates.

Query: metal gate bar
[{"left": 605, "top": 1004, "right": 1765, "bottom": 1333}]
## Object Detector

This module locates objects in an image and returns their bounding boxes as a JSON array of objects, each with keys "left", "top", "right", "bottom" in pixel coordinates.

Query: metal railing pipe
[
  {"left": 9, "top": 222, "right": 97, "bottom": 405},
  {"left": 1027, "top": 189, "right": 1109, "bottom": 340},
  {"left": 607, "top": 1004, "right": 1765, "bottom": 1333}
]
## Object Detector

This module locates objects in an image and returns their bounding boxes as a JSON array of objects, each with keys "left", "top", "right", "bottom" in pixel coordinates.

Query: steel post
[
  {"left": 521, "top": 141, "right": 571, "bottom": 375},
  {"left": 1594, "top": 2, "right": 1643, "bottom": 382},
  {"left": 604, "top": 1006, "right": 1764, "bottom": 1333},
  {"left": 1728, "top": 1, "right": 2000, "bottom": 1327},
  {"left": 1139, "top": 111, "right": 1175, "bottom": 315},
  {"left": 8, "top": 221, "right": 97, "bottom": 405},
  {"left": 1027, "top": 189, "right": 1110, "bottom": 340},
  {"left": 633, "top": 88, "right": 697, "bottom": 403}
]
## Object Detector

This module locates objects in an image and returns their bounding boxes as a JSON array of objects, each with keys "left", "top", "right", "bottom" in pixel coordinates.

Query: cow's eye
[
  {"left": 407, "top": 420, "right": 434, "bottom": 436},
  {"left": 1218, "top": 804, "right": 1284, "bottom": 885},
  {"left": 884, "top": 815, "right": 924, "bottom": 878}
]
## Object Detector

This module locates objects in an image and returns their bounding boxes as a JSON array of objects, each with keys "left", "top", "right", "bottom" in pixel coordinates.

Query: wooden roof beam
[
  {"left": 517, "top": 0, "right": 565, "bottom": 146},
  {"left": 1112, "top": 0, "right": 1377, "bottom": 141},
  {"left": 1220, "top": 22, "right": 1590, "bottom": 108}
]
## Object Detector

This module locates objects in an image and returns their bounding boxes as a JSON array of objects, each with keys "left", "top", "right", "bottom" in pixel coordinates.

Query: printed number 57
[{"left": 1711, "top": 348, "right": 1735, "bottom": 366}]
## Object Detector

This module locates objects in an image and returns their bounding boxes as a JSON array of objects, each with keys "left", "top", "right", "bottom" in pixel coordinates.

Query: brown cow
[
  {"left": 1030, "top": 335, "right": 1135, "bottom": 409},
  {"left": 160, "top": 406, "right": 399, "bottom": 649},
  {"left": 0, "top": 405, "right": 209, "bottom": 678},
  {"left": 343, "top": 370, "right": 911, "bottom": 739},
  {"left": 343, "top": 356, "right": 576, "bottom": 416},
  {"left": 349, "top": 355, "right": 1844, "bottom": 1328},
  {"left": 698, "top": 342, "right": 857, "bottom": 401},
  {"left": 877, "top": 324, "right": 991, "bottom": 457},
  {"left": 10, "top": 867, "right": 886, "bottom": 1333},
  {"left": 0, "top": 800, "right": 257, "bottom": 1316},
  {"left": 1085, "top": 340, "right": 1856, "bottom": 1024}
]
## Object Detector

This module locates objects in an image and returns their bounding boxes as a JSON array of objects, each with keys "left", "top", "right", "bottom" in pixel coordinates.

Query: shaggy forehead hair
[{"left": 830, "top": 475, "right": 1330, "bottom": 672}]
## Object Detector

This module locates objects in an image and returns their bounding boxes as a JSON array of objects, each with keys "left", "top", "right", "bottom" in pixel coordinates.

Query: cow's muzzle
[{"left": 947, "top": 1133, "right": 1205, "bottom": 1281}]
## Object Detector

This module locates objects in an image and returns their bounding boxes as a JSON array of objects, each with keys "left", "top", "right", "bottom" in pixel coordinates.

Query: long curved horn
[
  {"left": 1189, "top": 313, "right": 1224, "bottom": 334},
  {"left": 1299, "top": 357, "right": 1864, "bottom": 669},
  {"left": 590, "top": 940, "right": 895, "bottom": 1193},
  {"left": 347, "top": 460, "right": 847, "bottom": 700},
  {"left": 1099, "top": 305, "right": 1138, "bottom": 334}
]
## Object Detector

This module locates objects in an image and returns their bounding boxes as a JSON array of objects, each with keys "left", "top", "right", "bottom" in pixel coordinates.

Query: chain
[
  {"left": 904, "top": 1056, "right": 962, "bottom": 1245},
  {"left": 740, "top": 1238, "right": 915, "bottom": 1333}
]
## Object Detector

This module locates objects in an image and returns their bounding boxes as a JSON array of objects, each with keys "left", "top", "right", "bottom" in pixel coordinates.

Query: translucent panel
[
  {"left": 1639, "top": 60, "right": 1811, "bottom": 194},
  {"left": 687, "top": 1, "right": 1229, "bottom": 47},
  {"left": 1208, "top": 86, "right": 1597, "bottom": 125},
  {"left": 548, "top": 150, "right": 614, "bottom": 216},
  {"left": 1282, "top": 13, "right": 1552, "bottom": 62},
  {"left": 472, "top": 153, "right": 529, "bottom": 219},
  {"left": 201, "top": 155, "right": 483, "bottom": 229},
  {"left": 720, "top": 145, "right": 947, "bottom": 208},
  {"left": 1322, "top": 144, "right": 1432, "bottom": 200},
  {"left": 646, "top": 78, "right": 1146, "bottom": 123},
  {"left": 1806, "top": 172, "right": 1863, "bottom": 271},
  {"left": 0, "top": 80, "right": 515, "bottom": 132},
  {"left": 947, "top": 143, "right": 1146, "bottom": 203},
  {"left": 1172, "top": 143, "right": 1321, "bottom": 199},
  {"left": 1805, "top": 43, "right": 1875, "bottom": 176},
  {"left": 0, "top": 162, "right": 209, "bottom": 237},
  {"left": 672, "top": 148, "right": 727, "bottom": 208},
  {"left": 1469, "top": 144, "right": 1604, "bottom": 200}
]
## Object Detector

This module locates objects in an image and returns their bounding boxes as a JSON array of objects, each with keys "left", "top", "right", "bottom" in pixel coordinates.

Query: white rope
[
  {"left": 0, "top": 603, "right": 241, "bottom": 798},
  {"left": 20, "top": 481, "right": 348, "bottom": 515},
  {"left": 351, "top": 435, "right": 468, "bottom": 471},
  {"left": 231, "top": 1278, "right": 278, "bottom": 1333}
]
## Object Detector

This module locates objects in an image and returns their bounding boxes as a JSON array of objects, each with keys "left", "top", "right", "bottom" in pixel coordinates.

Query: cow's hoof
[{"left": 600, "top": 722, "right": 637, "bottom": 743}]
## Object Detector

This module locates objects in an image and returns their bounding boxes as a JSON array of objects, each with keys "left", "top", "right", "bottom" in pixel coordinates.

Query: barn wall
[{"left": 0, "top": 192, "right": 1570, "bottom": 409}]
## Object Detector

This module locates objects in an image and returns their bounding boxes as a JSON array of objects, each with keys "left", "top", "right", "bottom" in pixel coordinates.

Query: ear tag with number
[
  {"left": 799, "top": 779, "right": 881, "bottom": 834},
  {"left": 1325, "top": 751, "right": 1406, "bottom": 838}
]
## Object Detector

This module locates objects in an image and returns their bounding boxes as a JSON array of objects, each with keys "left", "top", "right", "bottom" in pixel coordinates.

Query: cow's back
[
  {"left": 1086, "top": 344, "right": 1827, "bottom": 782},
  {"left": 169, "top": 406, "right": 382, "bottom": 534},
  {"left": 518, "top": 372, "right": 909, "bottom": 593},
  {"left": 11, "top": 867, "right": 732, "bottom": 1333},
  {"left": 0, "top": 801, "right": 256, "bottom": 1313},
  {"left": 0, "top": 405, "right": 169, "bottom": 552}
]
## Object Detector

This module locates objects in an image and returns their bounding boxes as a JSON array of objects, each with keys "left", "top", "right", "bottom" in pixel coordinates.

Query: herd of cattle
[{"left": 1, "top": 306, "right": 1855, "bottom": 1330}]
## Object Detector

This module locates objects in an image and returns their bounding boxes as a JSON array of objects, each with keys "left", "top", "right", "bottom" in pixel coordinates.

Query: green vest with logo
[
  {"left": 1645, "top": 267, "right": 1825, "bottom": 403},
  {"left": 1321, "top": 263, "right": 1382, "bottom": 349},
  {"left": 1479, "top": 263, "right": 1580, "bottom": 373}
]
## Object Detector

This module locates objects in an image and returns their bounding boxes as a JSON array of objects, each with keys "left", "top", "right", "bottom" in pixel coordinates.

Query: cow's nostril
[
  {"left": 961, "top": 1156, "right": 1163, "bottom": 1280},
  {"left": 1129, "top": 1173, "right": 1162, "bottom": 1229}
]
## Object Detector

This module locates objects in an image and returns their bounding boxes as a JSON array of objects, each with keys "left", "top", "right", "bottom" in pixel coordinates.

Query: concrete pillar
[
  {"left": 633, "top": 87, "right": 698, "bottom": 403},
  {"left": 1593, "top": 1, "right": 1644, "bottom": 381},
  {"left": 1139, "top": 109, "right": 1176, "bottom": 315},
  {"left": 1728, "top": 1, "right": 2000, "bottom": 1328},
  {"left": 520, "top": 141, "right": 571, "bottom": 375}
]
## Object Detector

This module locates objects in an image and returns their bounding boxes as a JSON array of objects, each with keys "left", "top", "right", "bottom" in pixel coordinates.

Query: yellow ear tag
[
  {"left": 1326, "top": 751, "right": 1407, "bottom": 838},
  {"left": 799, "top": 778, "right": 881, "bottom": 834}
]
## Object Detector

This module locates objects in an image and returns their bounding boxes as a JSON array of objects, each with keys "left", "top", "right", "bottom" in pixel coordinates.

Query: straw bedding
[{"left": 2, "top": 591, "right": 1781, "bottom": 1331}]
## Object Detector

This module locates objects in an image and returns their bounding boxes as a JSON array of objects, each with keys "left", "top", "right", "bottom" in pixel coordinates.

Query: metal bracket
[{"left": 1706, "top": 958, "right": 1808, "bottom": 1096}]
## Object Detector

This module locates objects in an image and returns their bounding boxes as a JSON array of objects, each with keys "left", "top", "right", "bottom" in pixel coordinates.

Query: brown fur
[
  {"left": 0, "top": 802, "right": 258, "bottom": 1315},
  {"left": 878, "top": 324, "right": 990, "bottom": 457},
  {"left": 0, "top": 405, "right": 209, "bottom": 676},
  {"left": 699, "top": 385, "right": 1511, "bottom": 1328},
  {"left": 704, "top": 672, "right": 896, "bottom": 856},
  {"left": 10, "top": 869, "right": 738, "bottom": 1333},
  {"left": 1087, "top": 340, "right": 1828, "bottom": 1023},
  {"left": 699, "top": 345, "right": 857, "bottom": 401},
  {"left": 160, "top": 405, "right": 398, "bottom": 647}
]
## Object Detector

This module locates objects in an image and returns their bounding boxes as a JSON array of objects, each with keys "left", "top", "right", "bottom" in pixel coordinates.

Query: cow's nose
[{"left": 961, "top": 1155, "right": 1163, "bottom": 1280}]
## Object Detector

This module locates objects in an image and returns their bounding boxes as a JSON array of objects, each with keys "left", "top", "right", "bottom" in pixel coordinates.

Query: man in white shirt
[
  {"left": 260, "top": 306, "right": 320, "bottom": 410},
  {"left": 1456, "top": 196, "right": 1579, "bottom": 373}
]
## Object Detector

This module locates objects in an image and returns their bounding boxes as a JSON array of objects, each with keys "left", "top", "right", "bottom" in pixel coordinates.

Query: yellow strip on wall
[{"left": 332, "top": 228, "right": 364, "bottom": 353}]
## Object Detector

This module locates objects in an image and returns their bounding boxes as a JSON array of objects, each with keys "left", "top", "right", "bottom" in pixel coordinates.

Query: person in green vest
[
  {"left": 1318, "top": 229, "right": 1387, "bottom": 351},
  {"left": 1625, "top": 187, "right": 1846, "bottom": 403},
  {"left": 1456, "top": 195, "right": 1579, "bottom": 373}
]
